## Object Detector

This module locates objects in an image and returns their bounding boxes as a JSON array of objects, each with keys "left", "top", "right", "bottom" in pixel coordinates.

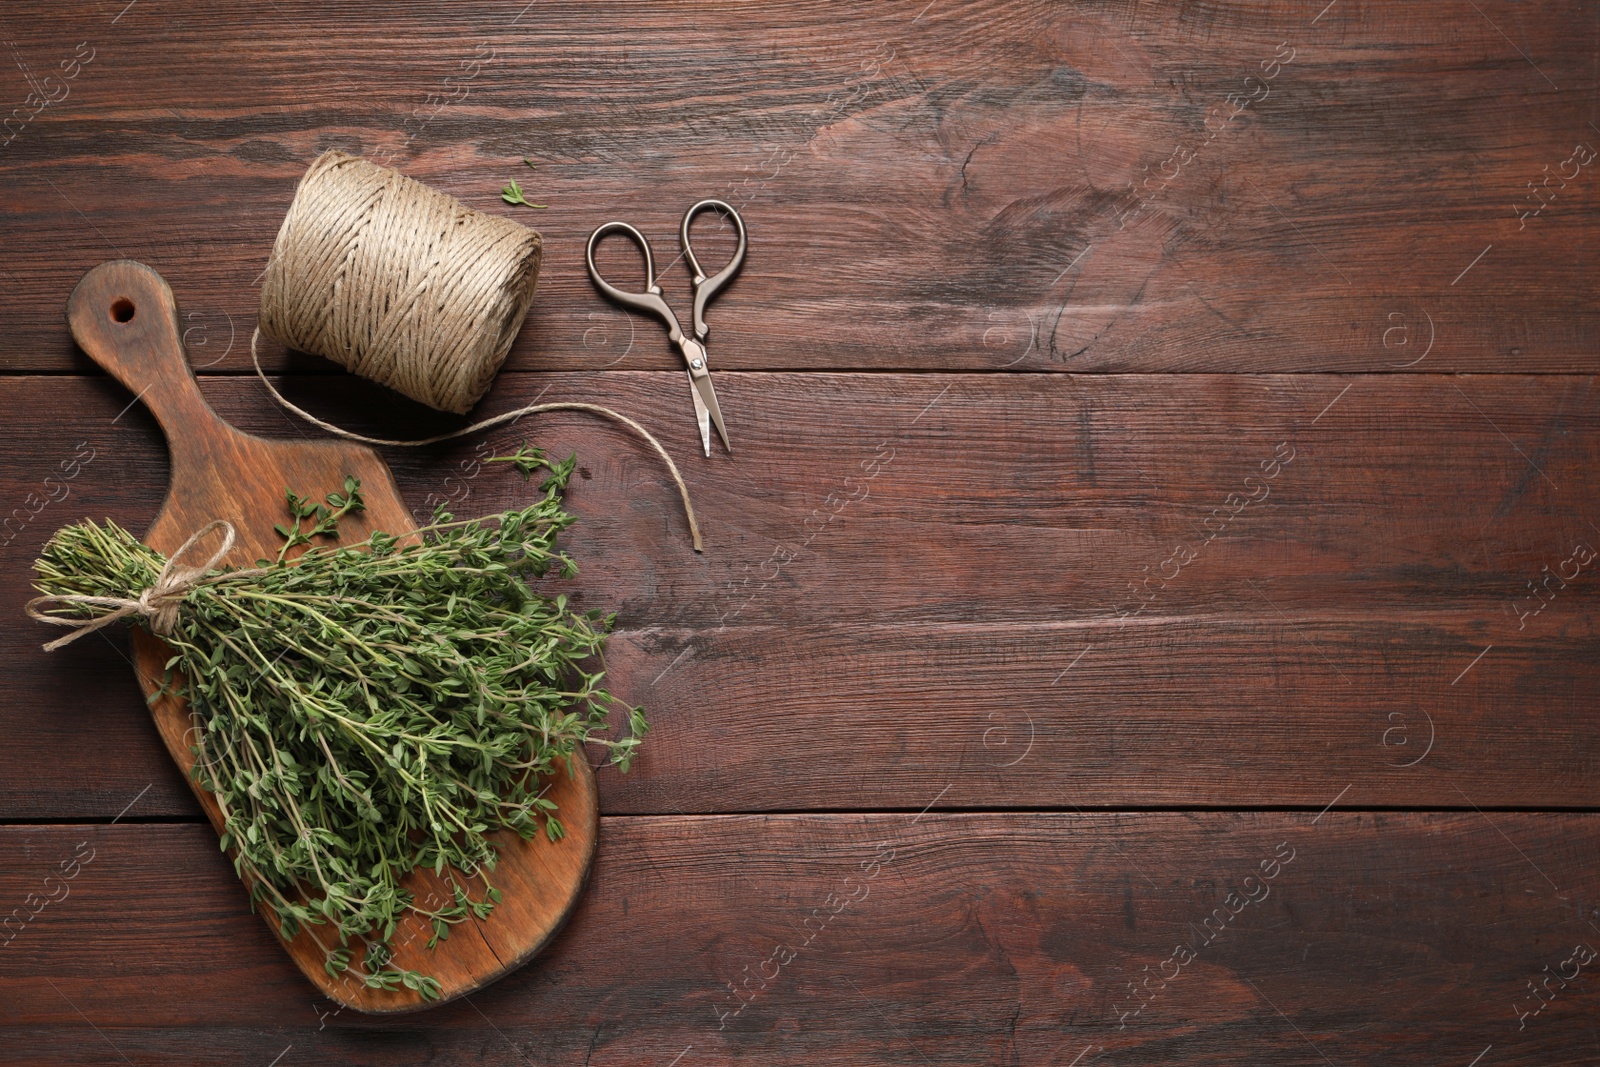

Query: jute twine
[
  {"left": 260, "top": 150, "right": 541, "bottom": 416},
  {"left": 253, "top": 151, "right": 702, "bottom": 551},
  {"left": 25, "top": 520, "right": 259, "bottom": 651}
]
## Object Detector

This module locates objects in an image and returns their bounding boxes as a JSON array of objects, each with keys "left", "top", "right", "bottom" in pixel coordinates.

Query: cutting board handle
[{"left": 67, "top": 260, "right": 224, "bottom": 443}]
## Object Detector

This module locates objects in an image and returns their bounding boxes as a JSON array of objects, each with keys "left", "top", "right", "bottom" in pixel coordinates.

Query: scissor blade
[
  {"left": 686, "top": 370, "right": 711, "bottom": 456},
  {"left": 691, "top": 370, "right": 731, "bottom": 454}
]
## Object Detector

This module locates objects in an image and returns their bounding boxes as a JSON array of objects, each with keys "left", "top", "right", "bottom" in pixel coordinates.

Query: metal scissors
[{"left": 586, "top": 199, "right": 746, "bottom": 456}]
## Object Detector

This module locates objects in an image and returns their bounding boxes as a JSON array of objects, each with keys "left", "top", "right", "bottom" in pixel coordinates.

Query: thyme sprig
[
  {"left": 274, "top": 475, "right": 364, "bottom": 563},
  {"left": 31, "top": 446, "right": 641, "bottom": 998}
]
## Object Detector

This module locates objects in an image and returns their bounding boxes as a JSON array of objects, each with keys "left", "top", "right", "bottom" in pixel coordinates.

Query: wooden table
[{"left": 2, "top": 2, "right": 1597, "bottom": 1063}]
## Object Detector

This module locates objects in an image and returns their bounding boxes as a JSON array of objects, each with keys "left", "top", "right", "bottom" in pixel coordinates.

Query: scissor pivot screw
[{"left": 690, "top": 358, "right": 704, "bottom": 370}]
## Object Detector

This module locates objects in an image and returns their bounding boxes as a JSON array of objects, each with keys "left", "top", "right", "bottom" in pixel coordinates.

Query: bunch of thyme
[{"left": 31, "top": 446, "right": 643, "bottom": 998}]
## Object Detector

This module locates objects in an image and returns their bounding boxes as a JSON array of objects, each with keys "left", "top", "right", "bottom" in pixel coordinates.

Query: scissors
[{"left": 586, "top": 199, "right": 747, "bottom": 456}]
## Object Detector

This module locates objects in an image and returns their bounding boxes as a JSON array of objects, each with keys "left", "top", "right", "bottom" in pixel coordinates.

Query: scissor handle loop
[
  {"left": 681, "top": 199, "right": 747, "bottom": 341},
  {"left": 586, "top": 221, "right": 683, "bottom": 339}
]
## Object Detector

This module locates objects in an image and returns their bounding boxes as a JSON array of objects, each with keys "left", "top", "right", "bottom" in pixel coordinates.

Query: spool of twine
[{"left": 259, "top": 150, "right": 542, "bottom": 415}]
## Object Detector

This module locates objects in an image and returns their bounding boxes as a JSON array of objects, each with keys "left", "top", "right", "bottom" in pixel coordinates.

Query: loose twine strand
[
  {"left": 25, "top": 520, "right": 260, "bottom": 651},
  {"left": 255, "top": 149, "right": 702, "bottom": 551},
  {"left": 250, "top": 329, "right": 702, "bottom": 551}
]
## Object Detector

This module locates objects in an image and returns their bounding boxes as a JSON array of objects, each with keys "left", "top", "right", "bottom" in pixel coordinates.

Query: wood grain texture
[
  {"left": 1, "top": 0, "right": 1597, "bottom": 1057},
  {"left": 1, "top": 371, "right": 1595, "bottom": 816},
  {"left": 55, "top": 261, "right": 598, "bottom": 1011},
  {"left": 3, "top": 814, "right": 1599, "bottom": 1064},
  {"left": 0, "top": 2, "right": 1596, "bottom": 375}
]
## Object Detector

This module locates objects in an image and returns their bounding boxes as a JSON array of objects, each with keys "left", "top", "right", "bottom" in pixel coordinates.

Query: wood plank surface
[
  {"left": 0, "top": 2, "right": 1596, "bottom": 375},
  {"left": 4, "top": 815, "right": 1599, "bottom": 1065},
  {"left": 2, "top": 0, "right": 1597, "bottom": 1059},
  {"left": 1, "top": 371, "right": 1595, "bottom": 816}
]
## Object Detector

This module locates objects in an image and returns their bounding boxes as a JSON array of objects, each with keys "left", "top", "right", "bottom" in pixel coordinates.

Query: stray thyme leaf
[
  {"left": 501, "top": 161, "right": 545, "bottom": 208},
  {"left": 30, "top": 447, "right": 642, "bottom": 997}
]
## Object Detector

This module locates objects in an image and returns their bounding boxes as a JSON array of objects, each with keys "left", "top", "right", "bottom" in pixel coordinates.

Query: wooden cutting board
[{"left": 66, "top": 260, "right": 597, "bottom": 1013}]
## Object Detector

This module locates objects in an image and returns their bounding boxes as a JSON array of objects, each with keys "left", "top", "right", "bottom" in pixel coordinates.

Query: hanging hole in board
[{"left": 110, "top": 298, "right": 135, "bottom": 323}]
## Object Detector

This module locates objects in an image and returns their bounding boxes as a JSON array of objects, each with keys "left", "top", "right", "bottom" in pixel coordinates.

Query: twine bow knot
[{"left": 26, "top": 520, "right": 239, "bottom": 652}]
